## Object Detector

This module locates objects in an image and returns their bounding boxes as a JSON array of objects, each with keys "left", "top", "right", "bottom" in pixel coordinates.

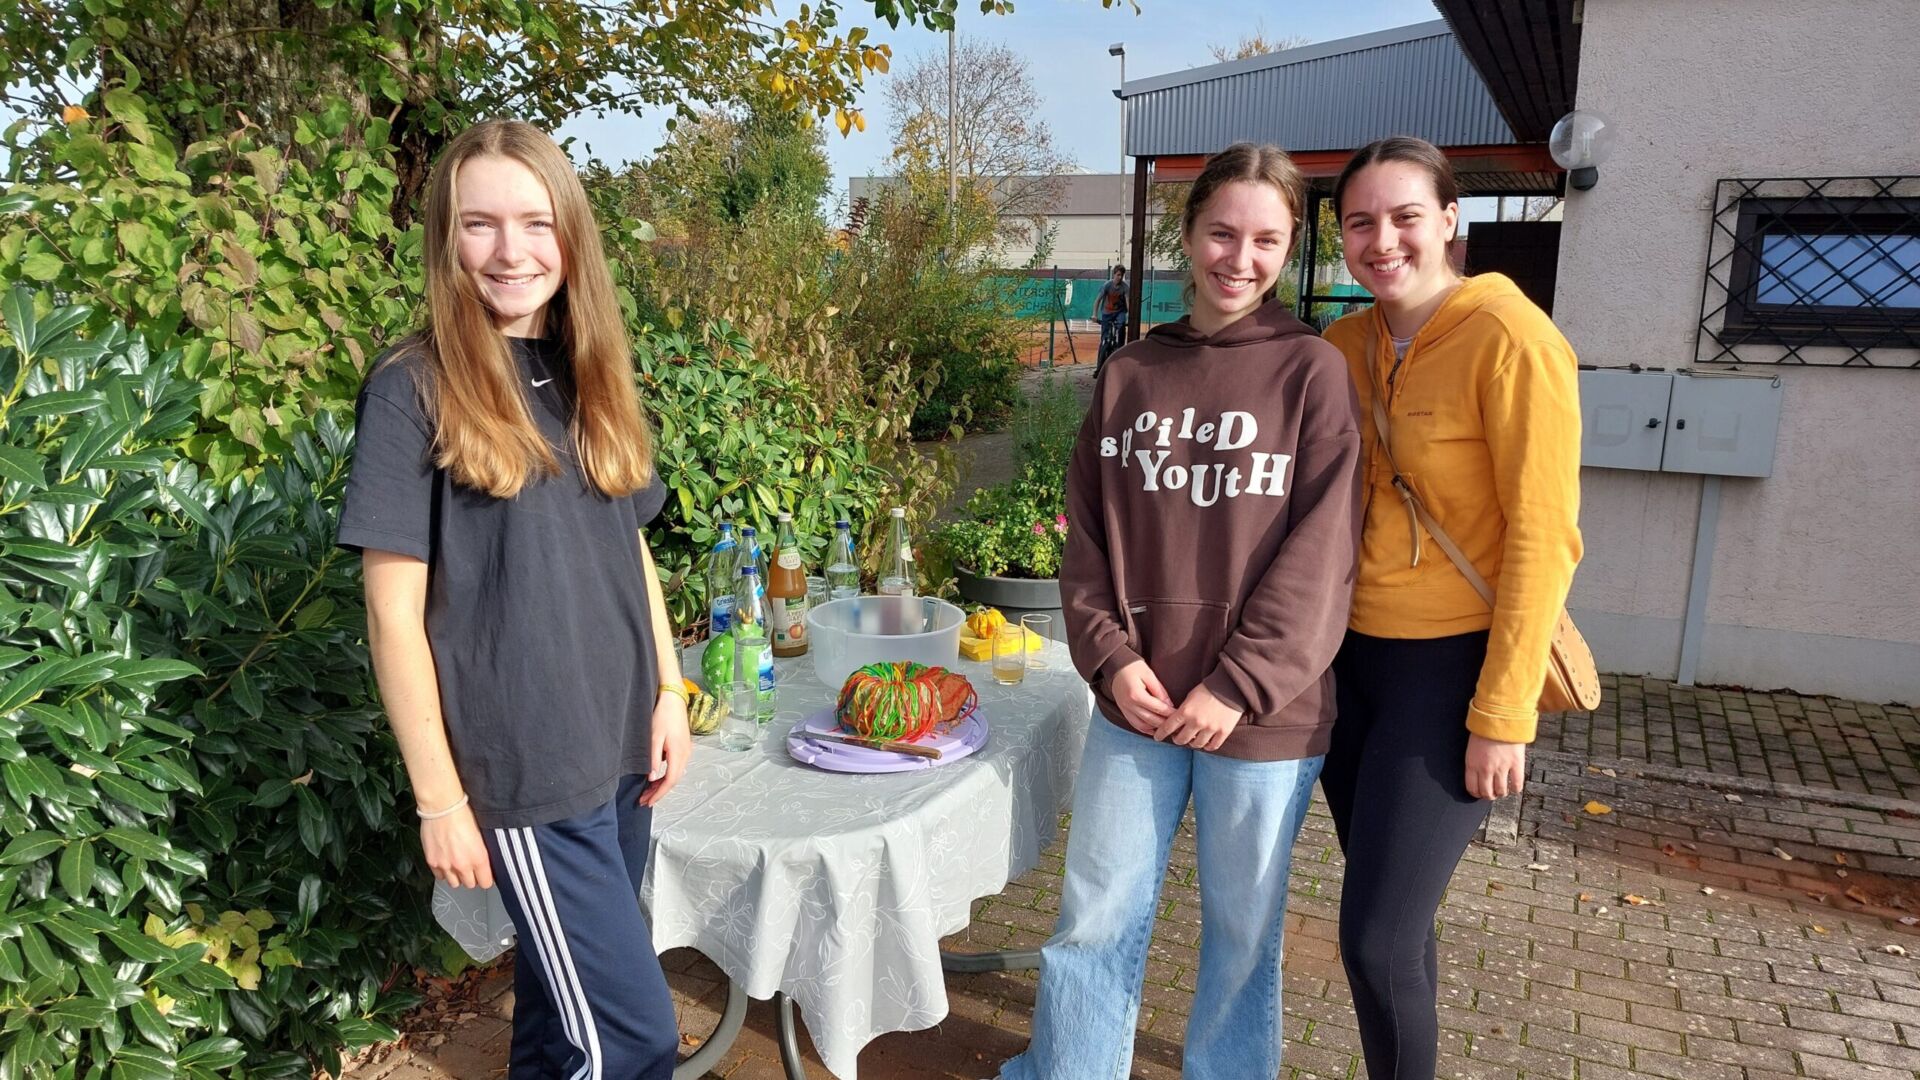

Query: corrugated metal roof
[{"left": 1122, "top": 19, "right": 1518, "bottom": 158}]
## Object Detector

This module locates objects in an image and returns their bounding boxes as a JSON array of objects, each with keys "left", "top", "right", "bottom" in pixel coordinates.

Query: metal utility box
[
  {"left": 1661, "top": 374, "right": 1784, "bottom": 478},
  {"left": 1578, "top": 370, "right": 1673, "bottom": 472}
]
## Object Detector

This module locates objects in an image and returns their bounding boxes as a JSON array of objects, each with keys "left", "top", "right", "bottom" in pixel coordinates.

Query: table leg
[
  {"left": 759, "top": 953, "right": 1044, "bottom": 1079},
  {"left": 674, "top": 978, "right": 749, "bottom": 1079},
  {"left": 939, "top": 948, "right": 1042, "bottom": 974},
  {"left": 774, "top": 991, "right": 808, "bottom": 1078}
]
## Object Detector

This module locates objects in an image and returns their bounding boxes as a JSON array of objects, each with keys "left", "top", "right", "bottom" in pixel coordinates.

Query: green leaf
[
  {"left": 0, "top": 938, "right": 23, "bottom": 983},
  {"left": 0, "top": 446, "right": 45, "bottom": 488},
  {"left": 0, "top": 831, "right": 64, "bottom": 865},
  {"left": 108, "top": 1044, "right": 175, "bottom": 1080},
  {"left": 97, "top": 773, "right": 170, "bottom": 816},
  {"left": 101, "top": 827, "right": 169, "bottom": 863},
  {"left": 57, "top": 839, "right": 93, "bottom": 902},
  {"left": 175, "top": 1037, "right": 245, "bottom": 1070},
  {"left": 20, "top": 252, "right": 63, "bottom": 282},
  {"left": 17, "top": 924, "right": 58, "bottom": 980},
  {"left": 127, "top": 997, "right": 174, "bottom": 1051},
  {"left": 331, "top": 1017, "right": 398, "bottom": 1047}
]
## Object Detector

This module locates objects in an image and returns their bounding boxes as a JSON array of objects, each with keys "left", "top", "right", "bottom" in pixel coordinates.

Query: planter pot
[{"left": 955, "top": 565, "right": 1064, "bottom": 641}]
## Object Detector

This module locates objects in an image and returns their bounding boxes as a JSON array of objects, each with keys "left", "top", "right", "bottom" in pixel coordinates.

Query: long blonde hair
[{"left": 410, "top": 119, "right": 653, "bottom": 499}]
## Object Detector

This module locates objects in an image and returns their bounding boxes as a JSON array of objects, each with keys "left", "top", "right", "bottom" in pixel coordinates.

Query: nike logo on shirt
[{"left": 531, "top": 378, "right": 555, "bottom": 387}]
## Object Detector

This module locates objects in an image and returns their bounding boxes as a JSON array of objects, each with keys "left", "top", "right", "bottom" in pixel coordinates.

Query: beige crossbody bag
[{"left": 1363, "top": 325, "right": 1601, "bottom": 714}]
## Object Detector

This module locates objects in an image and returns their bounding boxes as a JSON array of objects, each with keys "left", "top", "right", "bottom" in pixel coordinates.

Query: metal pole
[
  {"left": 1677, "top": 474, "right": 1723, "bottom": 686},
  {"left": 1116, "top": 50, "right": 1126, "bottom": 263},
  {"left": 947, "top": 29, "right": 957, "bottom": 214}
]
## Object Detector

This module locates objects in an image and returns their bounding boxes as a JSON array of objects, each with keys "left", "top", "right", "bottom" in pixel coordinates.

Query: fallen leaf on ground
[
  {"left": 1488, "top": 882, "right": 1505, "bottom": 892},
  {"left": 1585, "top": 765, "right": 1617, "bottom": 777},
  {"left": 1811, "top": 925, "right": 1828, "bottom": 934},
  {"left": 1578, "top": 892, "right": 1593, "bottom": 902},
  {"left": 1772, "top": 847, "right": 1795, "bottom": 861},
  {"left": 1724, "top": 793, "right": 1744, "bottom": 803},
  {"left": 1837, "top": 869, "right": 1850, "bottom": 878},
  {"left": 1622, "top": 894, "right": 1660, "bottom": 906},
  {"left": 1660, "top": 843, "right": 1679, "bottom": 857},
  {"left": 1584, "top": 800, "right": 1613, "bottom": 815},
  {"left": 1835, "top": 852, "right": 1849, "bottom": 865},
  {"left": 1845, "top": 886, "right": 1874, "bottom": 906},
  {"left": 1701, "top": 886, "right": 1716, "bottom": 895},
  {"left": 1596, "top": 905, "right": 1609, "bottom": 914},
  {"left": 1526, "top": 863, "right": 1552, "bottom": 871},
  {"left": 1884, "top": 944, "right": 1909, "bottom": 956},
  {"left": 1900, "top": 916, "right": 1919, "bottom": 926}
]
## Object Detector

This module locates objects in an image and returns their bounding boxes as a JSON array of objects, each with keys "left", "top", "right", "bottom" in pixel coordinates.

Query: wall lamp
[{"left": 1550, "top": 109, "right": 1617, "bottom": 191}]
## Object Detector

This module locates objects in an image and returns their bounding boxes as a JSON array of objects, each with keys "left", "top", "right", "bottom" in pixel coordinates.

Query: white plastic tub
[{"left": 804, "top": 595, "right": 966, "bottom": 689}]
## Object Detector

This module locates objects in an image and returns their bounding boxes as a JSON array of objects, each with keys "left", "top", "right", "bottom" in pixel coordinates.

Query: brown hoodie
[{"left": 1061, "top": 298, "right": 1363, "bottom": 761}]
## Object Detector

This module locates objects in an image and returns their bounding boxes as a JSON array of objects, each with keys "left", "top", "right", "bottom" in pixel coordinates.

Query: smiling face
[
  {"left": 1180, "top": 180, "right": 1295, "bottom": 335},
  {"left": 1338, "top": 160, "right": 1461, "bottom": 315},
  {"left": 454, "top": 154, "right": 566, "bottom": 338}
]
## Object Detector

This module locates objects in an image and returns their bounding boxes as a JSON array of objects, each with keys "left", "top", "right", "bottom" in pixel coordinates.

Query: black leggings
[{"left": 1321, "top": 629, "right": 1491, "bottom": 1080}]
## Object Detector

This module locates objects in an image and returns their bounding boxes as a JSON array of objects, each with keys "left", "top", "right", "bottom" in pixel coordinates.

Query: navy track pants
[{"left": 483, "top": 774, "right": 678, "bottom": 1079}]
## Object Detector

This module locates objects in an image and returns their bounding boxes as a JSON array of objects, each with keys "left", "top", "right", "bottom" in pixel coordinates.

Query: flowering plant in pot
[{"left": 934, "top": 467, "right": 1069, "bottom": 627}]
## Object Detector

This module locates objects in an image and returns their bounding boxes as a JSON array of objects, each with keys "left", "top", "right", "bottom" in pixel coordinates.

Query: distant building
[{"left": 847, "top": 172, "right": 1145, "bottom": 272}]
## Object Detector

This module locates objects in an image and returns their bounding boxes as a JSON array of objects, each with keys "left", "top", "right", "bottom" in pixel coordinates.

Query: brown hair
[
  {"left": 1179, "top": 142, "right": 1308, "bottom": 304},
  {"left": 407, "top": 119, "right": 653, "bottom": 499},
  {"left": 1333, "top": 135, "right": 1461, "bottom": 227}
]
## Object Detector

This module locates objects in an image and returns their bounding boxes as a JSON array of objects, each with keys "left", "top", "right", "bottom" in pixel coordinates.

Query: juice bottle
[{"left": 770, "top": 512, "right": 810, "bottom": 658}]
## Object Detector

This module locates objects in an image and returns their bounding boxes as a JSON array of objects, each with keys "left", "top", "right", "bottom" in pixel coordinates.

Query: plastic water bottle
[
  {"left": 707, "top": 523, "right": 738, "bottom": 637},
  {"left": 878, "top": 508, "right": 914, "bottom": 597},
  {"left": 731, "top": 565, "right": 776, "bottom": 723},
  {"left": 826, "top": 519, "right": 860, "bottom": 599},
  {"left": 735, "top": 525, "right": 769, "bottom": 602}
]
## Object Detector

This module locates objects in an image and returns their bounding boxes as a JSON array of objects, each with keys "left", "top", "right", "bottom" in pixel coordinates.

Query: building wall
[
  {"left": 1003, "top": 215, "right": 1130, "bottom": 272},
  {"left": 1557, "top": 0, "right": 1920, "bottom": 702}
]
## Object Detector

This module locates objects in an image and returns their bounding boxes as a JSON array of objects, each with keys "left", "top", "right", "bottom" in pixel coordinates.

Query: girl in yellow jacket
[{"left": 1319, "top": 136, "right": 1583, "bottom": 1080}]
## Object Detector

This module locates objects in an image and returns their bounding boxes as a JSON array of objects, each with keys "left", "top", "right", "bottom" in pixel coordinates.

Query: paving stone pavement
[{"left": 1537, "top": 674, "right": 1920, "bottom": 802}]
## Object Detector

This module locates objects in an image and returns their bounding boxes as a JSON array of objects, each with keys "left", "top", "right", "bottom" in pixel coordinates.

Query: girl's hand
[
  {"left": 422, "top": 805, "right": 494, "bottom": 889},
  {"left": 1464, "top": 733, "right": 1527, "bottom": 800},
  {"left": 1159, "top": 683, "right": 1241, "bottom": 751},
  {"left": 1111, "top": 660, "right": 1176, "bottom": 736},
  {"left": 639, "top": 691, "right": 691, "bottom": 807}
]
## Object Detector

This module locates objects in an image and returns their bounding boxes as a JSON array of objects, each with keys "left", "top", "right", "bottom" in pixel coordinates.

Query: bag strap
[{"left": 1364, "top": 321, "right": 1497, "bottom": 611}]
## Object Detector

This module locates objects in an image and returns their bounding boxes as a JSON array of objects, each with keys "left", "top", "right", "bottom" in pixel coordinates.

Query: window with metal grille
[{"left": 1696, "top": 177, "right": 1920, "bottom": 367}]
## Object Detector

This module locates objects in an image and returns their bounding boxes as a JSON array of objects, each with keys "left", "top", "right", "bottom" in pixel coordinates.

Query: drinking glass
[
  {"left": 1020, "top": 614, "right": 1052, "bottom": 679},
  {"left": 717, "top": 681, "right": 757, "bottom": 752},
  {"left": 991, "top": 625, "right": 1026, "bottom": 686}
]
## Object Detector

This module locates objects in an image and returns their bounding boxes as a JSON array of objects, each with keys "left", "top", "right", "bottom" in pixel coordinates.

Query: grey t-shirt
[{"left": 337, "top": 336, "right": 669, "bottom": 829}]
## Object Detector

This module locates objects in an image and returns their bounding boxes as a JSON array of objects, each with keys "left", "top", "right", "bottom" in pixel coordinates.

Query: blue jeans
[{"left": 1000, "top": 716, "right": 1324, "bottom": 1080}]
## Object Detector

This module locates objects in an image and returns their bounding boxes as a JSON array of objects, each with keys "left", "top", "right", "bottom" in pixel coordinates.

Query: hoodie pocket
[{"left": 1124, "top": 597, "right": 1230, "bottom": 705}]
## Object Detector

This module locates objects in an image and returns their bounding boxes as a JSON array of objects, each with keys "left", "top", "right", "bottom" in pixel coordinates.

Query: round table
[{"left": 436, "top": 640, "right": 1091, "bottom": 1079}]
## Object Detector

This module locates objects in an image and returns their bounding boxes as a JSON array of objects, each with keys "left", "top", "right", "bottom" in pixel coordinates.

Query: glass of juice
[{"left": 992, "top": 625, "right": 1026, "bottom": 686}]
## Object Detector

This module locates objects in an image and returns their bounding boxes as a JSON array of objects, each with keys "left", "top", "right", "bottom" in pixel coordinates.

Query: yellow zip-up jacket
[{"left": 1322, "top": 273, "right": 1583, "bottom": 743}]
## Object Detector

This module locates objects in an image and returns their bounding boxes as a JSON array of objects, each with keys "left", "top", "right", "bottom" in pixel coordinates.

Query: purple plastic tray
[{"left": 785, "top": 707, "right": 989, "bottom": 773}]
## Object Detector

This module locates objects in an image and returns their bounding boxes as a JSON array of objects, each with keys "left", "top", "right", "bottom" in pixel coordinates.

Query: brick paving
[{"left": 1538, "top": 674, "right": 1920, "bottom": 802}]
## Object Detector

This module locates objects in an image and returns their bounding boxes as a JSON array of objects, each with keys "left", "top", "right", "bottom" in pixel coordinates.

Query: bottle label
[
  {"left": 771, "top": 596, "right": 809, "bottom": 645},
  {"left": 899, "top": 544, "right": 913, "bottom": 563},
  {"left": 756, "top": 647, "right": 775, "bottom": 692},
  {"left": 710, "top": 596, "right": 735, "bottom": 635},
  {"left": 777, "top": 551, "right": 803, "bottom": 570}
]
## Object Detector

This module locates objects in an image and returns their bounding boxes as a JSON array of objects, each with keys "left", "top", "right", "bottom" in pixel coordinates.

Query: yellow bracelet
[{"left": 658, "top": 680, "right": 688, "bottom": 703}]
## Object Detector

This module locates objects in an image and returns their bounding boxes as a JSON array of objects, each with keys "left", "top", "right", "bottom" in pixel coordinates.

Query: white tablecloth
[{"left": 437, "top": 641, "right": 1091, "bottom": 1079}]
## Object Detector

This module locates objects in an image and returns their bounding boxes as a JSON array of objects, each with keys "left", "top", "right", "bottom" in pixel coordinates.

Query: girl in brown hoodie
[{"left": 998, "top": 144, "right": 1363, "bottom": 1080}]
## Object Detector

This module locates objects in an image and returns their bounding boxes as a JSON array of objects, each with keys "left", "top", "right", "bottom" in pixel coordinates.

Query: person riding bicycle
[{"left": 1095, "top": 265, "right": 1129, "bottom": 370}]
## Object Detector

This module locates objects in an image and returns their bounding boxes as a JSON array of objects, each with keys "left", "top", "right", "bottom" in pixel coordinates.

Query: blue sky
[{"left": 558, "top": 0, "right": 1445, "bottom": 205}]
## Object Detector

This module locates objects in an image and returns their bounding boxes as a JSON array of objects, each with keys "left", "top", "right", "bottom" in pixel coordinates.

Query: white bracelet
[{"left": 416, "top": 794, "right": 470, "bottom": 820}]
